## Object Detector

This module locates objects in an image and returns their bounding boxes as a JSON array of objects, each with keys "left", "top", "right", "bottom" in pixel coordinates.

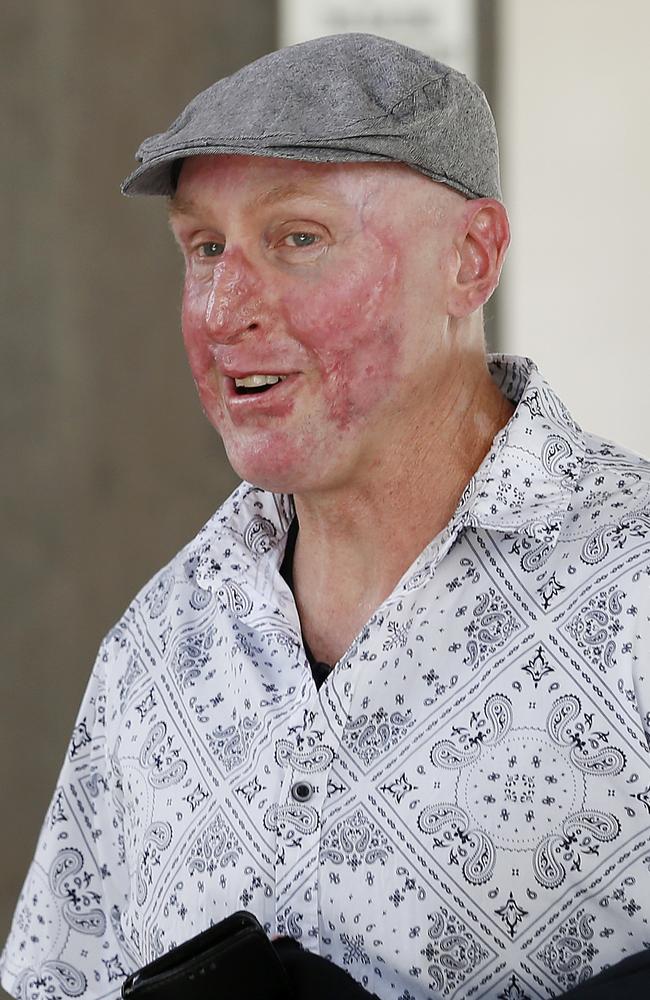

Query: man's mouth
[{"left": 233, "top": 374, "right": 287, "bottom": 395}]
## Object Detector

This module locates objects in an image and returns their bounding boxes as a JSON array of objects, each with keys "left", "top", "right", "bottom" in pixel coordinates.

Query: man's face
[{"left": 170, "top": 154, "right": 464, "bottom": 493}]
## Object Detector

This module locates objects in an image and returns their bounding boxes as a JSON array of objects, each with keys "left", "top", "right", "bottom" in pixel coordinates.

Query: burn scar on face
[{"left": 172, "top": 155, "right": 462, "bottom": 492}]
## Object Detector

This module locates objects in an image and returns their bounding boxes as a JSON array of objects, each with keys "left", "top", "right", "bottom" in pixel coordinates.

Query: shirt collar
[{"left": 460, "top": 354, "right": 587, "bottom": 536}]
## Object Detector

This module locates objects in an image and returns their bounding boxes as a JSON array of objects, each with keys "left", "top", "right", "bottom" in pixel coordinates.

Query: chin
[{"left": 222, "top": 432, "right": 319, "bottom": 494}]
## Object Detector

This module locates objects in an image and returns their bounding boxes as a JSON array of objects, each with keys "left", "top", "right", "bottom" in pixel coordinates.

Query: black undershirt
[{"left": 280, "top": 517, "right": 333, "bottom": 689}]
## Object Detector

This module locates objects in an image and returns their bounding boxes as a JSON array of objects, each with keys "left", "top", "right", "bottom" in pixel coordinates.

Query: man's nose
[{"left": 203, "top": 249, "right": 265, "bottom": 343}]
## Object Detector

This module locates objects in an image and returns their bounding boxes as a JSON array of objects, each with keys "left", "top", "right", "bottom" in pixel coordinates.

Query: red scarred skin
[{"left": 171, "top": 155, "right": 456, "bottom": 493}]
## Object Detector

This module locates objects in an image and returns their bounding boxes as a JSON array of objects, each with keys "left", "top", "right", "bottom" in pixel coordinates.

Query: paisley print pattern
[
  {"left": 421, "top": 908, "right": 491, "bottom": 996},
  {"left": 2, "top": 356, "right": 650, "bottom": 1000},
  {"left": 320, "top": 807, "right": 392, "bottom": 870},
  {"left": 186, "top": 811, "right": 243, "bottom": 875}
]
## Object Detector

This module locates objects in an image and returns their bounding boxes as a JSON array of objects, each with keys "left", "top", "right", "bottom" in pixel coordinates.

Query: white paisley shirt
[{"left": 3, "top": 355, "right": 650, "bottom": 1000}]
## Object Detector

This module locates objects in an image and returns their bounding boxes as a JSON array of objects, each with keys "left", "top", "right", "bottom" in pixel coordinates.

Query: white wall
[
  {"left": 499, "top": 0, "right": 650, "bottom": 457},
  {"left": 279, "top": 0, "right": 477, "bottom": 77}
]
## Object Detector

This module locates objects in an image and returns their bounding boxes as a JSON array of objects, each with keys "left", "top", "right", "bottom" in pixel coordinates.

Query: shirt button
[{"left": 291, "top": 781, "right": 314, "bottom": 803}]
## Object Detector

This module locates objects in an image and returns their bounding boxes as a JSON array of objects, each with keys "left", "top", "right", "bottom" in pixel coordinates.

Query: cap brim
[
  {"left": 121, "top": 141, "right": 492, "bottom": 201},
  {"left": 121, "top": 143, "right": 405, "bottom": 197}
]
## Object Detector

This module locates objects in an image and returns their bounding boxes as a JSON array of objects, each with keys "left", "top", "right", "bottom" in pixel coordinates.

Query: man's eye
[
  {"left": 283, "top": 232, "right": 320, "bottom": 248},
  {"left": 198, "top": 241, "right": 225, "bottom": 257}
]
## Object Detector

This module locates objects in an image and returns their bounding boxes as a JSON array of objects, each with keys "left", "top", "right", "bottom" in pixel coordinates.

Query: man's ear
[{"left": 448, "top": 200, "right": 510, "bottom": 318}]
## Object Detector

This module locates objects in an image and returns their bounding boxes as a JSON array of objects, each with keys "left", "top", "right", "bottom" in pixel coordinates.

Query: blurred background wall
[
  {"left": 499, "top": 0, "right": 650, "bottom": 458},
  {"left": 2, "top": 0, "right": 649, "bottom": 990}
]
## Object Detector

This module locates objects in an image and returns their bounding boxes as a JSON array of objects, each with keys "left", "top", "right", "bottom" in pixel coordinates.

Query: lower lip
[{"left": 224, "top": 374, "right": 300, "bottom": 419}]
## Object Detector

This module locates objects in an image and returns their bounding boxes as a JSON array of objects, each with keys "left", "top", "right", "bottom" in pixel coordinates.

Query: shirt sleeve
[{"left": 0, "top": 636, "right": 136, "bottom": 1000}]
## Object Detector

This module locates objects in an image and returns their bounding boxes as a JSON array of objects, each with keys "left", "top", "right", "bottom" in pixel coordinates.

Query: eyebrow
[
  {"left": 249, "top": 182, "right": 330, "bottom": 209},
  {"left": 168, "top": 181, "right": 334, "bottom": 221},
  {"left": 167, "top": 195, "right": 200, "bottom": 221}
]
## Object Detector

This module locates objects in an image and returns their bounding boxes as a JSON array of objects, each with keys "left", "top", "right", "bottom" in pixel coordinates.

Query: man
[{"left": 2, "top": 32, "right": 650, "bottom": 1000}]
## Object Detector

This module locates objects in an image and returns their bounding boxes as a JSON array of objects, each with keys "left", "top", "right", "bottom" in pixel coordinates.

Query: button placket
[{"left": 273, "top": 703, "right": 335, "bottom": 946}]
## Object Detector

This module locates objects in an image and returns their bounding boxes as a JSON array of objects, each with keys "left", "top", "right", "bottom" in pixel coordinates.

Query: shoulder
[
  {"left": 99, "top": 482, "right": 292, "bottom": 683},
  {"left": 572, "top": 430, "right": 650, "bottom": 522},
  {"left": 559, "top": 430, "right": 650, "bottom": 588}
]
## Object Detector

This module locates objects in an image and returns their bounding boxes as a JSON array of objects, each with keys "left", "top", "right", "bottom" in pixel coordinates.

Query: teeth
[{"left": 234, "top": 374, "right": 285, "bottom": 388}]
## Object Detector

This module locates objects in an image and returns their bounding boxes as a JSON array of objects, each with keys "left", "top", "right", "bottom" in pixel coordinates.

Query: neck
[{"left": 290, "top": 346, "right": 515, "bottom": 665}]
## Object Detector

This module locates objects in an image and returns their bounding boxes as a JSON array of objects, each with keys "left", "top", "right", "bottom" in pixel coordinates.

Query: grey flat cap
[{"left": 121, "top": 33, "right": 501, "bottom": 201}]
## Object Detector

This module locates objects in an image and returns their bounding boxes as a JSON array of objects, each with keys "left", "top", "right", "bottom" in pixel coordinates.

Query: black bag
[
  {"left": 120, "top": 911, "right": 291, "bottom": 1000},
  {"left": 559, "top": 947, "right": 650, "bottom": 999}
]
